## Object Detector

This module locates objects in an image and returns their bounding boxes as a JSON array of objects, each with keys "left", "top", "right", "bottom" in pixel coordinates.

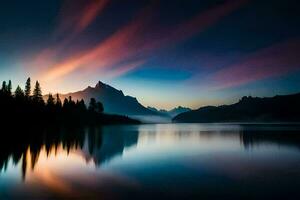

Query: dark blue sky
[{"left": 0, "top": 0, "right": 300, "bottom": 109}]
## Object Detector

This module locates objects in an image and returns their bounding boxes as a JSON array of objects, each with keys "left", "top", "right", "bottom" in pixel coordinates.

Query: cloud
[
  {"left": 209, "top": 38, "right": 300, "bottom": 89},
  {"left": 42, "top": 0, "right": 249, "bottom": 82},
  {"left": 76, "top": 0, "right": 110, "bottom": 33},
  {"left": 30, "top": 0, "right": 110, "bottom": 62},
  {"left": 141, "top": 0, "right": 250, "bottom": 51},
  {"left": 43, "top": 3, "right": 155, "bottom": 81},
  {"left": 55, "top": 0, "right": 110, "bottom": 37},
  {"left": 104, "top": 60, "right": 146, "bottom": 78}
]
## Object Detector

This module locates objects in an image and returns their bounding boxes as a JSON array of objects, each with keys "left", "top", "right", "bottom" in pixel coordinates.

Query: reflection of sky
[
  {"left": 1, "top": 124, "right": 300, "bottom": 198},
  {"left": 0, "top": 157, "right": 22, "bottom": 191}
]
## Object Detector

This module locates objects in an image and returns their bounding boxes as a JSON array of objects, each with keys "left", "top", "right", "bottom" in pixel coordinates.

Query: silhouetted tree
[
  {"left": 0, "top": 78, "right": 138, "bottom": 129},
  {"left": 14, "top": 85, "right": 24, "bottom": 99},
  {"left": 7, "top": 80, "right": 12, "bottom": 96},
  {"left": 79, "top": 99, "right": 86, "bottom": 111},
  {"left": 89, "top": 98, "right": 97, "bottom": 112},
  {"left": 63, "top": 98, "right": 69, "bottom": 109},
  {"left": 47, "top": 93, "right": 55, "bottom": 106},
  {"left": 56, "top": 93, "right": 62, "bottom": 108},
  {"left": 97, "top": 102, "right": 104, "bottom": 113},
  {"left": 32, "top": 81, "right": 43, "bottom": 104},
  {"left": 1, "top": 81, "right": 7, "bottom": 92},
  {"left": 68, "top": 96, "right": 75, "bottom": 107},
  {"left": 25, "top": 78, "right": 31, "bottom": 98}
]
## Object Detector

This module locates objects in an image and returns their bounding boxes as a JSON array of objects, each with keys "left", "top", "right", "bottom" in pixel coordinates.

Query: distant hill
[
  {"left": 56, "top": 81, "right": 162, "bottom": 118},
  {"left": 148, "top": 106, "right": 191, "bottom": 117},
  {"left": 173, "top": 93, "right": 300, "bottom": 123},
  {"left": 168, "top": 106, "right": 192, "bottom": 117}
]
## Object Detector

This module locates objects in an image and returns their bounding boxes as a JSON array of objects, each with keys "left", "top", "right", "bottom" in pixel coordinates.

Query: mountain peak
[
  {"left": 95, "top": 81, "right": 106, "bottom": 89},
  {"left": 58, "top": 81, "right": 164, "bottom": 119},
  {"left": 94, "top": 81, "right": 123, "bottom": 94}
]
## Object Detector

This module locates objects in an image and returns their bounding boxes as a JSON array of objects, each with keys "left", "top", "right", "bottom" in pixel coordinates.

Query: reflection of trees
[
  {"left": 0, "top": 126, "right": 96, "bottom": 179},
  {"left": 0, "top": 125, "right": 139, "bottom": 180},
  {"left": 3, "top": 124, "right": 300, "bottom": 181},
  {"left": 240, "top": 127, "right": 300, "bottom": 150}
]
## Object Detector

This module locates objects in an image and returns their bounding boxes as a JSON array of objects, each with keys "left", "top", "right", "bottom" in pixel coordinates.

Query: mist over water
[{"left": 130, "top": 115, "right": 172, "bottom": 123}]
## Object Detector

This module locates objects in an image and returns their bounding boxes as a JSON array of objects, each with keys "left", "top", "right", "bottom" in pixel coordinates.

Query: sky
[{"left": 0, "top": 0, "right": 300, "bottom": 109}]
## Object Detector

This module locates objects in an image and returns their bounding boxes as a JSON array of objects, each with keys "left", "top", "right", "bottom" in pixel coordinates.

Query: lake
[{"left": 1, "top": 123, "right": 300, "bottom": 199}]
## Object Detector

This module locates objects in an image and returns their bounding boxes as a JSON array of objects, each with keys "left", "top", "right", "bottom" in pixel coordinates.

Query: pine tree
[
  {"left": 88, "top": 98, "right": 97, "bottom": 112},
  {"left": 7, "top": 80, "right": 12, "bottom": 96},
  {"left": 56, "top": 93, "right": 62, "bottom": 108},
  {"left": 79, "top": 99, "right": 86, "bottom": 111},
  {"left": 25, "top": 78, "right": 31, "bottom": 98},
  {"left": 1, "top": 81, "right": 7, "bottom": 92},
  {"left": 32, "top": 81, "right": 43, "bottom": 103},
  {"left": 63, "top": 98, "right": 69, "bottom": 108},
  {"left": 68, "top": 96, "right": 75, "bottom": 109},
  {"left": 97, "top": 102, "right": 104, "bottom": 113},
  {"left": 47, "top": 93, "right": 55, "bottom": 106},
  {"left": 15, "top": 85, "right": 24, "bottom": 99}
]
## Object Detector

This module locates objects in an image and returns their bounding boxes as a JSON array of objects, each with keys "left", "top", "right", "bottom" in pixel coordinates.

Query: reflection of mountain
[
  {"left": 58, "top": 81, "right": 160, "bottom": 117},
  {"left": 82, "top": 126, "right": 139, "bottom": 165},
  {"left": 174, "top": 93, "right": 300, "bottom": 123}
]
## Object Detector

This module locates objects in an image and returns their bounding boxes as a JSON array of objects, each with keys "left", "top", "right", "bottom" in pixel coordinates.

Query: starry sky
[{"left": 1, "top": 0, "right": 300, "bottom": 109}]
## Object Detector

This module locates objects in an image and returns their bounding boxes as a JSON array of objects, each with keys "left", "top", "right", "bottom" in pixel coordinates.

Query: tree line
[
  {"left": 1, "top": 78, "right": 103, "bottom": 112},
  {"left": 0, "top": 78, "right": 138, "bottom": 126}
]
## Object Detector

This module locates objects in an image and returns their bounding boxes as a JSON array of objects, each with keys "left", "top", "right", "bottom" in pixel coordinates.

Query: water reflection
[
  {"left": 1, "top": 124, "right": 300, "bottom": 199},
  {"left": 0, "top": 126, "right": 140, "bottom": 180}
]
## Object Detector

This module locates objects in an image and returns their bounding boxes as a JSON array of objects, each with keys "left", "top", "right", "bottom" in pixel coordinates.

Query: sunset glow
[
  {"left": 0, "top": 0, "right": 299, "bottom": 109},
  {"left": 1, "top": 2, "right": 300, "bottom": 199}
]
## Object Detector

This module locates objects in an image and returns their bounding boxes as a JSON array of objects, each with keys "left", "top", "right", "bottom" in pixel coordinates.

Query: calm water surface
[{"left": 1, "top": 123, "right": 300, "bottom": 199}]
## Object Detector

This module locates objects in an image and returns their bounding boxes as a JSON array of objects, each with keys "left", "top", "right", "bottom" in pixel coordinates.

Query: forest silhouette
[
  {"left": 0, "top": 78, "right": 140, "bottom": 179},
  {"left": 0, "top": 78, "right": 140, "bottom": 127}
]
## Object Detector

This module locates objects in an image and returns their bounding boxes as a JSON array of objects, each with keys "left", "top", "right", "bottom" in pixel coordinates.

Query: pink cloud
[
  {"left": 42, "top": 0, "right": 249, "bottom": 82},
  {"left": 141, "top": 0, "right": 250, "bottom": 51},
  {"left": 42, "top": 4, "right": 156, "bottom": 80},
  {"left": 104, "top": 60, "right": 146, "bottom": 78},
  {"left": 29, "top": 0, "right": 110, "bottom": 65},
  {"left": 55, "top": 0, "right": 110, "bottom": 37},
  {"left": 76, "top": 0, "right": 110, "bottom": 33},
  {"left": 210, "top": 38, "right": 300, "bottom": 89}
]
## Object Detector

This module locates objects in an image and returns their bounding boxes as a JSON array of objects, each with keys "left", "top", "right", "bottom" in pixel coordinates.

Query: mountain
[
  {"left": 168, "top": 106, "right": 192, "bottom": 117},
  {"left": 173, "top": 93, "right": 300, "bottom": 123},
  {"left": 58, "top": 81, "right": 162, "bottom": 118},
  {"left": 148, "top": 106, "right": 191, "bottom": 117}
]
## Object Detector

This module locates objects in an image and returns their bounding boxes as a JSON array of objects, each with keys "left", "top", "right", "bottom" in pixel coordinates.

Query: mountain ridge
[
  {"left": 173, "top": 92, "right": 300, "bottom": 123},
  {"left": 147, "top": 106, "right": 191, "bottom": 117}
]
